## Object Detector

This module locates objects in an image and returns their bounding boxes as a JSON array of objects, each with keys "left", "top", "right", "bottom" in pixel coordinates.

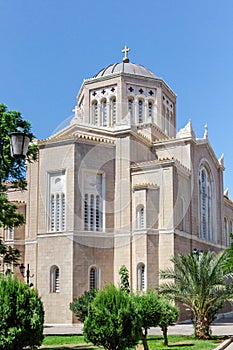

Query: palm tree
[{"left": 160, "top": 250, "right": 233, "bottom": 339}]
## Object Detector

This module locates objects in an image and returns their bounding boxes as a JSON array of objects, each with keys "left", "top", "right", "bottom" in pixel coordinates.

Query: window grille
[
  {"left": 90, "top": 267, "right": 97, "bottom": 290},
  {"left": 102, "top": 100, "right": 107, "bottom": 126},
  {"left": 199, "top": 166, "right": 213, "bottom": 241},
  {"left": 128, "top": 98, "right": 134, "bottom": 118},
  {"left": 148, "top": 101, "right": 153, "bottom": 119},
  {"left": 111, "top": 98, "right": 116, "bottom": 125},
  {"left": 137, "top": 263, "right": 145, "bottom": 291},
  {"left": 50, "top": 266, "right": 60, "bottom": 293},
  {"left": 92, "top": 101, "right": 98, "bottom": 125}
]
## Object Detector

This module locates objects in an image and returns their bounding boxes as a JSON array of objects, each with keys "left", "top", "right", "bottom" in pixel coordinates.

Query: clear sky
[{"left": 1, "top": 0, "right": 233, "bottom": 196}]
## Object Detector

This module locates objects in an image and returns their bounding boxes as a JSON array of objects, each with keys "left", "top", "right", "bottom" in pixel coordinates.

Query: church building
[{"left": 5, "top": 47, "right": 233, "bottom": 324}]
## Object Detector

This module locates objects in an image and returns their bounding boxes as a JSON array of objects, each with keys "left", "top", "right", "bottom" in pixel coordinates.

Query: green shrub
[
  {"left": 70, "top": 289, "right": 97, "bottom": 322},
  {"left": 0, "top": 274, "right": 44, "bottom": 350},
  {"left": 83, "top": 284, "right": 142, "bottom": 350}
]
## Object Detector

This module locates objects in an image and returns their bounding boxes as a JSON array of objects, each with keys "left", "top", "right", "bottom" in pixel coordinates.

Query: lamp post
[
  {"left": 19, "top": 263, "right": 34, "bottom": 287},
  {"left": 193, "top": 248, "right": 203, "bottom": 257}
]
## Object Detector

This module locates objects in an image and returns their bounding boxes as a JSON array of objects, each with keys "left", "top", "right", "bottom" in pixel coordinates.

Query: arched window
[
  {"left": 199, "top": 166, "right": 214, "bottom": 241},
  {"left": 128, "top": 98, "right": 134, "bottom": 119},
  {"left": 49, "top": 173, "right": 66, "bottom": 232},
  {"left": 165, "top": 109, "right": 170, "bottom": 134},
  {"left": 148, "top": 101, "right": 153, "bottom": 120},
  {"left": 50, "top": 265, "right": 60, "bottom": 293},
  {"left": 138, "top": 99, "right": 144, "bottom": 124},
  {"left": 181, "top": 197, "right": 186, "bottom": 232},
  {"left": 89, "top": 266, "right": 99, "bottom": 290},
  {"left": 137, "top": 263, "right": 145, "bottom": 291},
  {"left": 136, "top": 205, "right": 145, "bottom": 229},
  {"left": 92, "top": 100, "right": 98, "bottom": 125},
  {"left": 101, "top": 99, "right": 107, "bottom": 126},
  {"left": 224, "top": 217, "right": 229, "bottom": 246},
  {"left": 110, "top": 98, "right": 116, "bottom": 125}
]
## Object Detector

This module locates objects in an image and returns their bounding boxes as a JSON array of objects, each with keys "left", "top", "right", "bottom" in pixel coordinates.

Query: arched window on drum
[
  {"left": 138, "top": 99, "right": 144, "bottom": 124},
  {"left": 92, "top": 100, "right": 98, "bottom": 125},
  {"left": 110, "top": 97, "right": 116, "bottom": 125}
]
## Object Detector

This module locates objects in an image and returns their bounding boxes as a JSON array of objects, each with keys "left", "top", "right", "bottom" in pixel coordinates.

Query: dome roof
[{"left": 93, "top": 62, "right": 156, "bottom": 79}]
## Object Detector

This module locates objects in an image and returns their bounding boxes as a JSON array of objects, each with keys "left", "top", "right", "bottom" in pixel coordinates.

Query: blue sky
[{"left": 1, "top": 0, "right": 233, "bottom": 196}]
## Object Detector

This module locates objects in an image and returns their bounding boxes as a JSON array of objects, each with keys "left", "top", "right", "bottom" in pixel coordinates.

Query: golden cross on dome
[{"left": 122, "top": 45, "right": 130, "bottom": 63}]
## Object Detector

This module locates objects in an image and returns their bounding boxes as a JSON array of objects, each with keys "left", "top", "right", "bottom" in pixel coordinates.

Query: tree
[
  {"left": 133, "top": 291, "right": 163, "bottom": 350},
  {"left": 160, "top": 250, "right": 233, "bottom": 339},
  {"left": 70, "top": 289, "right": 97, "bottom": 322},
  {"left": 119, "top": 265, "right": 130, "bottom": 294},
  {"left": 0, "top": 274, "right": 44, "bottom": 350},
  {"left": 83, "top": 284, "right": 142, "bottom": 350},
  {"left": 0, "top": 103, "right": 37, "bottom": 228},
  {"left": 0, "top": 239, "right": 20, "bottom": 273},
  {"left": 158, "top": 298, "right": 179, "bottom": 346},
  {"left": 224, "top": 233, "right": 233, "bottom": 271},
  {"left": 0, "top": 104, "right": 37, "bottom": 273}
]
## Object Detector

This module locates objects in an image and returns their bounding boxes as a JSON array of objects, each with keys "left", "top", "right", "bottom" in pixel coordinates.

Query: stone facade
[{"left": 3, "top": 52, "right": 233, "bottom": 324}]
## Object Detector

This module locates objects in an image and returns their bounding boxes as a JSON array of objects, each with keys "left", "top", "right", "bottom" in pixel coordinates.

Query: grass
[
  {"left": 42, "top": 335, "right": 86, "bottom": 346},
  {"left": 40, "top": 334, "right": 227, "bottom": 350},
  {"left": 146, "top": 335, "right": 226, "bottom": 349}
]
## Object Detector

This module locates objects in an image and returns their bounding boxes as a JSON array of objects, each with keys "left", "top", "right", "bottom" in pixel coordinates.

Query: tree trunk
[
  {"left": 161, "top": 325, "right": 168, "bottom": 346},
  {"left": 194, "top": 316, "right": 211, "bottom": 339},
  {"left": 141, "top": 328, "right": 149, "bottom": 350}
]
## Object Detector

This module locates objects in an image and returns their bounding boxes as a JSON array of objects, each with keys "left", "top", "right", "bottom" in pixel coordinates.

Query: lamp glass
[
  {"left": 19, "top": 263, "right": 25, "bottom": 276},
  {"left": 10, "top": 132, "right": 30, "bottom": 157}
]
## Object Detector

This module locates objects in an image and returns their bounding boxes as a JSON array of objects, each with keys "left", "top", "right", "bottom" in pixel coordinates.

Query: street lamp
[
  {"left": 0, "top": 120, "right": 31, "bottom": 167},
  {"left": 19, "top": 263, "right": 34, "bottom": 287},
  {"left": 193, "top": 248, "right": 203, "bottom": 257}
]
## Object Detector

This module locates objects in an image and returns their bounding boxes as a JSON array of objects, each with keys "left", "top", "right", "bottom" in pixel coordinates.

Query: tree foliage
[
  {"left": 83, "top": 284, "right": 142, "bottom": 350},
  {"left": 158, "top": 298, "right": 179, "bottom": 346},
  {"left": 0, "top": 274, "right": 44, "bottom": 350},
  {"left": 0, "top": 239, "right": 20, "bottom": 273},
  {"left": 133, "top": 291, "right": 163, "bottom": 350},
  {"left": 70, "top": 289, "right": 97, "bottom": 323},
  {"left": 119, "top": 265, "right": 130, "bottom": 294},
  {"left": 0, "top": 103, "right": 38, "bottom": 228},
  {"left": 224, "top": 233, "right": 233, "bottom": 272},
  {"left": 160, "top": 250, "right": 233, "bottom": 339}
]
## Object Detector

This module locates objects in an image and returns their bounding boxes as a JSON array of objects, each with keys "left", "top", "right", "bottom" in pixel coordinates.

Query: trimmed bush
[
  {"left": 0, "top": 274, "right": 44, "bottom": 350},
  {"left": 84, "top": 284, "right": 142, "bottom": 350}
]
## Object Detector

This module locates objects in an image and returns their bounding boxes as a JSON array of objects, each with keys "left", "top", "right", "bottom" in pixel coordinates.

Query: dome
[{"left": 93, "top": 62, "right": 157, "bottom": 79}]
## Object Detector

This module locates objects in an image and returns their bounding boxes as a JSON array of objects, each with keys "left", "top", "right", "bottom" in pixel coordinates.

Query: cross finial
[
  {"left": 204, "top": 124, "right": 208, "bottom": 139},
  {"left": 122, "top": 45, "right": 130, "bottom": 63}
]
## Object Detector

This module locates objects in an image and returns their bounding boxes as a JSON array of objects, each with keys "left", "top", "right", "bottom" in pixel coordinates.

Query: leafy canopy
[
  {"left": 160, "top": 250, "right": 233, "bottom": 339},
  {"left": 0, "top": 103, "right": 38, "bottom": 228}
]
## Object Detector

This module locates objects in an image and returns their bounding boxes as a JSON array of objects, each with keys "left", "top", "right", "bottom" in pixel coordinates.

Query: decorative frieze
[
  {"left": 90, "top": 85, "right": 117, "bottom": 101},
  {"left": 126, "top": 84, "right": 156, "bottom": 99}
]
